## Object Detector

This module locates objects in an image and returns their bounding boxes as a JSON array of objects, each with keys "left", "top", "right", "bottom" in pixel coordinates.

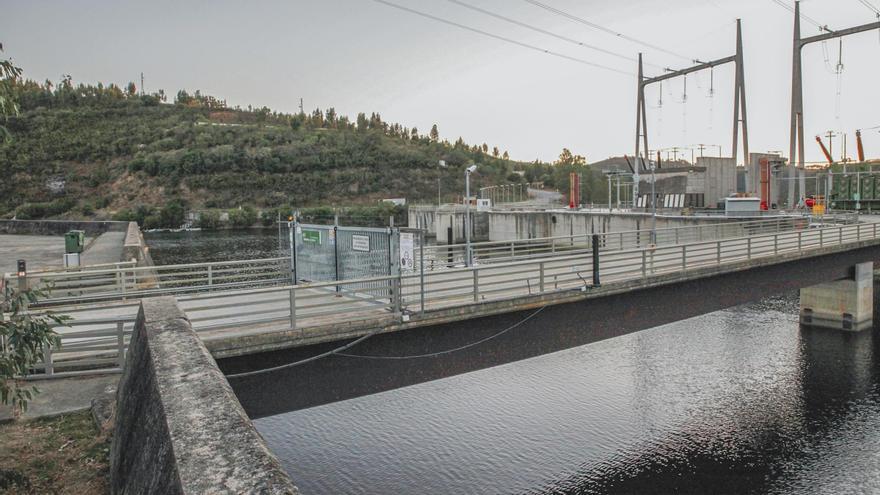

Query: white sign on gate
[
  {"left": 351, "top": 234, "right": 370, "bottom": 252},
  {"left": 400, "top": 232, "right": 415, "bottom": 271}
]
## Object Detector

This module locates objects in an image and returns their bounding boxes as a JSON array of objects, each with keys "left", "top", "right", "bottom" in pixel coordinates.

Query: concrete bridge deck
[{"left": 23, "top": 221, "right": 880, "bottom": 376}]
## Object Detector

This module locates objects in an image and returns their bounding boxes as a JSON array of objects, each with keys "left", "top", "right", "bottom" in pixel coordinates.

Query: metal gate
[{"left": 293, "top": 223, "right": 399, "bottom": 297}]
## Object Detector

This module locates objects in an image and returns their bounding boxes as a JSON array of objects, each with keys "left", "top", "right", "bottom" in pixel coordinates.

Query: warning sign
[{"left": 400, "top": 232, "right": 414, "bottom": 271}]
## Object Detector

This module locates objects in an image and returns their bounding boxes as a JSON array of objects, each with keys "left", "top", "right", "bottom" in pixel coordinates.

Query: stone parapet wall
[{"left": 110, "top": 297, "right": 297, "bottom": 494}]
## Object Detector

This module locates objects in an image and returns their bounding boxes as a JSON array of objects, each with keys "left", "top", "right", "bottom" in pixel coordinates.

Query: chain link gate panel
[{"left": 294, "top": 223, "right": 400, "bottom": 303}]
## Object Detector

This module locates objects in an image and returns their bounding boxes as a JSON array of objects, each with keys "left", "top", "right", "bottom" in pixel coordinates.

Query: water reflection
[
  {"left": 246, "top": 293, "right": 880, "bottom": 494},
  {"left": 145, "top": 229, "right": 284, "bottom": 265}
]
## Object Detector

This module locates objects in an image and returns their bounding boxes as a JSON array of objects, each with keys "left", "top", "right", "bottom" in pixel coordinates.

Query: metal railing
[
  {"left": 4, "top": 216, "right": 855, "bottom": 306},
  {"left": 5, "top": 257, "right": 290, "bottom": 305},
  {"left": 181, "top": 221, "right": 879, "bottom": 336},
  {"left": 420, "top": 216, "right": 825, "bottom": 268},
  {"left": 17, "top": 221, "right": 879, "bottom": 377},
  {"left": 26, "top": 316, "right": 137, "bottom": 379}
]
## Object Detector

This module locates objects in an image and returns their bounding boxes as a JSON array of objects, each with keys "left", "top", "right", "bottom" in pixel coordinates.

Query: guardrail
[
  {"left": 24, "top": 316, "right": 137, "bottom": 379},
  {"left": 4, "top": 216, "right": 854, "bottom": 306},
  {"left": 178, "top": 221, "right": 880, "bottom": 339},
  {"left": 422, "top": 215, "right": 826, "bottom": 268},
  {"left": 5, "top": 257, "right": 290, "bottom": 306},
  {"left": 17, "top": 221, "right": 879, "bottom": 377}
]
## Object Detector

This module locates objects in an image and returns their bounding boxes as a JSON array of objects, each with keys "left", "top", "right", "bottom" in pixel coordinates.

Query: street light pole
[
  {"left": 465, "top": 164, "right": 477, "bottom": 266},
  {"left": 651, "top": 160, "right": 657, "bottom": 244}
]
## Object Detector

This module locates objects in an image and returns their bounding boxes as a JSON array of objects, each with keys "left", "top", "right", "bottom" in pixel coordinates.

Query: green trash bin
[{"left": 65, "top": 230, "right": 85, "bottom": 254}]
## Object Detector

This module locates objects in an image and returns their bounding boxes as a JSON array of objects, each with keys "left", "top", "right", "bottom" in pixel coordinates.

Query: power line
[
  {"left": 768, "top": 0, "right": 832, "bottom": 32},
  {"left": 522, "top": 0, "right": 695, "bottom": 62},
  {"left": 445, "top": 0, "right": 664, "bottom": 70},
  {"left": 371, "top": 0, "right": 632, "bottom": 76},
  {"left": 856, "top": 0, "right": 880, "bottom": 15}
]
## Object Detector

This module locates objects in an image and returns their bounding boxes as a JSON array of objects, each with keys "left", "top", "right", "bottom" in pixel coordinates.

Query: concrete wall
[
  {"left": 0, "top": 219, "right": 128, "bottom": 236},
  {"left": 408, "top": 206, "right": 438, "bottom": 237},
  {"left": 435, "top": 208, "right": 489, "bottom": 244},
  {"left": 487, "top": 210, "right": 732, "bottom": 241},
  {"left": 110, "top": 297, "right": 297, "bottom": 494},
  {"left": 698, "top": 157, "right": 737, "bottom": 208},
  {"left": 122, "top": 221, "right": 153, "bottom": 266}
]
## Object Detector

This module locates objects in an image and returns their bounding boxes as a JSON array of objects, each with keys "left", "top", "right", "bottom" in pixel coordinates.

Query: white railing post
[
  {"left": 641, "top": 250, "right": 647, "bottom": 278},
  {"left": 43, "top": 345, "right": 53, "bottom": 377},
  {"left": 208, "top": 265, "right": 213, "bottom": 286},
  {"left": 117, "top": 321, "right": 125, "bottom": 368},
  {"left": 539, "top": 262, "right": 545, "bottom": 292},
  {"left": 289, "top": 287, "right": 296, "bottom": 330},
  {"left": 717, "top": 241, "right": 722, "bottom": 266},
  {"left": 473, "top": 268, "right": 480, "bottom": 302}
]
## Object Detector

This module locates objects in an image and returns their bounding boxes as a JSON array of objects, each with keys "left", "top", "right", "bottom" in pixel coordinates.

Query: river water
[
  {"left": 145, "top": 229, "right": 284, "bottom": 265},
  {"left": 245, "top": 293, "right": 880, "bottom": 494}
]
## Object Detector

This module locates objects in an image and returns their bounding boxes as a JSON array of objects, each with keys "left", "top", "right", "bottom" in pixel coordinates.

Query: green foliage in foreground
[{"left": 0, "top": 286, "right": 68, "bottom": 412}]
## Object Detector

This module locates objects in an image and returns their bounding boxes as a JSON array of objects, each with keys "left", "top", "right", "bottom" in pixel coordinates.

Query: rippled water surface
[
  {"left": 145, "top": 229, "right": 284, "bottom": 265},
  {"left": 252, "top": 293, "right": 880, "bottom": 494}
]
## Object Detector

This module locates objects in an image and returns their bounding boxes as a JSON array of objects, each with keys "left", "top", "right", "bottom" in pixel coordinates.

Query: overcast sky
[{"left": 3, "top": 0, "right": 879, "bottom": 164}]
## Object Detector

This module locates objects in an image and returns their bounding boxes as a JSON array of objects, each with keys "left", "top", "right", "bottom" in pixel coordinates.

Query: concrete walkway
[
  {"left": 82, "top": 231, "right": 127, "bottom": 266},
  {"left": 0, "top": 234, "right": 90, "bottom": 274},
  {"left": 0, "top": 374, "right": 118, "bottom": 422},
  {"left": 0, "top": 231, "right": 125, "bottom": 275}
]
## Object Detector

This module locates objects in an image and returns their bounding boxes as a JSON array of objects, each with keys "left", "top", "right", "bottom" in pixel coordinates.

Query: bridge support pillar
[{"left": 800, "top": 262, "right": 873, "bottom": 331}]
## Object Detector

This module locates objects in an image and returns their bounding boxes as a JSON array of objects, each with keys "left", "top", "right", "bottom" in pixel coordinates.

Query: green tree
[
  {"left": 555, "top": 148, "right": 586, "bottom": 166},
  {"left": 158, "top": 200, "right": 186, "bottom": 228},
  {"left": 196, "top": 210, "right": 222, "bottom": 229},
  {"left": 429, "top": 124, "right": 439, "bottom": 143},
  {"left": 1, "top": 286, "right": 67, "bottom": 412},
  {"left": 0, "top": 43, "right": 23, "bottom": 142},
  {"left": 228, "top": 206, "right": 257, "bottom": 227}
]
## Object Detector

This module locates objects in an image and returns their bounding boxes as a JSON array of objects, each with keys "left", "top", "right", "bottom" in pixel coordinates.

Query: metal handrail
[{"left": 23, "top": 222, "right": 878, "bottom": 377}]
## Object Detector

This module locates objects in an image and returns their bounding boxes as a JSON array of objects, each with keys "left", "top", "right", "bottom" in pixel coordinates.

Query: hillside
[{"left": 0, "top": 79, "right": 612, "bottom": 226}]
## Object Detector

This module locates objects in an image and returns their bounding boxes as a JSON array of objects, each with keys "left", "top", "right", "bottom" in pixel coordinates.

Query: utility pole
[
  {"left": 635, "top": 19, "right": 747, "bottom": 202},
  {"left": 140, "top": 72, "right": 145, "bottom": 96},
  {"left": 825, "top": 130, "right": 837, "bottom": 158},
  {"left": 299, "top": 98, "right": 304, "bottom": 114},
  {"left": 788, "top": 0, "right": 880, "bottom": 205},
  {"left": 698, "top": 144, "right": 706, "bottom": 158}
]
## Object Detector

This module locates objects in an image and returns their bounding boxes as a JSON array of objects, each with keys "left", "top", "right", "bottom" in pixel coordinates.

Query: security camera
[{"left": 466, "top": 164, "right": 478, "bottom": 173}]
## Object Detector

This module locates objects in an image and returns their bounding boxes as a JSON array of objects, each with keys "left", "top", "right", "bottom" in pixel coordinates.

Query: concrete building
[
  {"left": 487, "top": 210, "right": 733, "bottom": 241},
  {"left": 637, "top": 165, "right": 707, "bottom": 208},
  {"left": 698, "top": 157, "right": 737, "bottom": 208}
]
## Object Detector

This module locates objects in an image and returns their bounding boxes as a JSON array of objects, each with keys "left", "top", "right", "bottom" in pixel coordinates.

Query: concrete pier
[{"left": 800, "top": 262, "right": 873, "bottom": 331}]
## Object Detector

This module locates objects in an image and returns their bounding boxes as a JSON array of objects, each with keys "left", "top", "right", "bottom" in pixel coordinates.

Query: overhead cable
[
  {"left": 446, "top": 0, "right": 664, "bottom": 70},
  {"left": 769, "top": 0, "right": 833, "bottom": 32},
  {"left": 372, "top": 0, "right": 632, "bottom": 76},
  {"left": 522, "top": 0, "right": 695, "bottom": 62}
]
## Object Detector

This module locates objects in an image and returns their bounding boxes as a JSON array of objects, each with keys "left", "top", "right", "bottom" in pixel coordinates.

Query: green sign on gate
[{"left": 302, "top": 229, "right": 322, "bottom": 244}]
